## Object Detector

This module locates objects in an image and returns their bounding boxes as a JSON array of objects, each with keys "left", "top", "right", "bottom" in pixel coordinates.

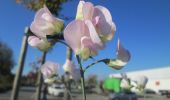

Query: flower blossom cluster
[
  {"left": 28, "top": 0, "right": 131, "bottom": 84},
  {"left": 64, "top": 1, "right": 116, "bottom": 60}
]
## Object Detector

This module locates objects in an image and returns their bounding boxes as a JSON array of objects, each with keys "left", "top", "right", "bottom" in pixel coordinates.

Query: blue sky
[{"left": 0, "top": 0, "right": 170, "bottom": 80}]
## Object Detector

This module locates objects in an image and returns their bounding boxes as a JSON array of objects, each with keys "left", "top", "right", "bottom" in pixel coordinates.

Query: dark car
[
  {"left": 144, "top": 89, "right": 156, "bottom": 94},
  {"left": 109, "top": 92, "right": 138, "bottom": 100}
]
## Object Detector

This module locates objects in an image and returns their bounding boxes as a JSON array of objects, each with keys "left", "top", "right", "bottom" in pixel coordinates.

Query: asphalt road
[
  {"left": 0, "top": 87, "right": 107, "bottom": 100},
  {"left": 0, "top": 87, "right": 169, "bottom": 100},
  {"left": 138, "top": 94, "right": 169, "bottom": 100}
]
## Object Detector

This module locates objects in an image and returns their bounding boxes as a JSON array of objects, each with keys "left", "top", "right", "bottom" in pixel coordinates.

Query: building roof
[{"left": 110, "top": 67, "right": 170, "bottom": 79}]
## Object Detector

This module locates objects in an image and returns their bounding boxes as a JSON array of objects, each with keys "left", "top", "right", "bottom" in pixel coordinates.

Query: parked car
[
  {"left": 159, "top": 90, "right": 170, "bottom": 98},
  {"left": 144, "top": 89, "right": 156, "bottom": 94},
  {"left": 48, "top": 84, "right": 65, "bottom": 96},
  {"left": 109, "top": 92, "right": 138, "bottom": 100}
]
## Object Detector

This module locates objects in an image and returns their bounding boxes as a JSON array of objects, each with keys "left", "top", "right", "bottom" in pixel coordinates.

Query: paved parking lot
[
  {"left": 138, "top": 94, "right": 169, "bottom": 100},
  {"left": 0, "top": 87, "right": 169, "bottom": 100}
]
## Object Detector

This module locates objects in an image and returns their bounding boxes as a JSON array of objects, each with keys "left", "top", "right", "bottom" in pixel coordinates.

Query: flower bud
[
  {"left": 41, "top": 61, "right": 59, "bottom": 84},
  {"left": 105, "top": 39, "right": 131, "bottom": 69}
]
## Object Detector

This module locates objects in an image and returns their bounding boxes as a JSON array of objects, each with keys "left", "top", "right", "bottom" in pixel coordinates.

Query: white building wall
[
  {"left": 146, "top": 78, "right": 170, "bottom": 93},
  {"left": 110, "top": 67, "right": 170, "bottom": 93}
]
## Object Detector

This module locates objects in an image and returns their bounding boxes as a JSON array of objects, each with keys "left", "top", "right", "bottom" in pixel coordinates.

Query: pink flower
[
  {"left": 64, "top": 1, "right": 116, "bottom": 60},
  {"left": 64, "top": 20, "right": 103, "bottom": 60},
  {"left": 63, "top": 59, "right": 76, "bottom": 72},
  {"left": 30, "top": 5, "right": 64, "bottom": 38},
  {"left": 133, "top": 76, "right": 148, "bottom": 90},
  {"left": 28, "top": 36, "right": 52, "bottom": 51},
  {"left": 63, "top": 59, "right": 81, "bottom": 80},
  {"left": 120, "top": 74, "right": 132, "bottom": 90},
  {"left": 76, "top": 1, "right": 116, "bottom": 41},
  {"left": 41, "top": 61, "right": 60, "bottom": 84},
  {"left": 120, "top": 79, "right": 131, "bottom": 90},
  {"left": 28, "top": 5, "right": 64, "bottom": 51},
  {"left": 107, "top": 39, "right": 131, "bottom": 69},
  {"left": 70, "top": 68, "right": 81, "bottom": 81}
]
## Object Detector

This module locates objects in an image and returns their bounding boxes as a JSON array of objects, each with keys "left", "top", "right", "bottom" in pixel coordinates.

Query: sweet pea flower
[
  {"left": 28, "top": 36, "right": 52, "bottom": 51},
  {"left": 70, "top": 68, "right": 81, "bottom": 81},
  {"left": 28, "top": 5, "right": 64, "bottom": 51},
  {"left": 63, "top": 59, "right": 81, "bottom": 80},
  {"left": 133, "top": 76, "right": 148, "bottom": 91},
  {"left": 76, "top": 0, "right": 116, "bottom": 41},
  {"left": 120, "top": 78, "right": 132, "bottom": 90},
  {"left": 64, "top": 1, "right": 116, "bottom": 60},
  {"left": 64, "top": 20, "right": 103, "bottom": 60},
  {"left": 120, "top": 73, "right": 132, "bottom": 91},
  {"left": 30, "top": 5, "right": 64, "bottom": 38},
  {"left": 63, "top": 59, "right": 76, "bottom": 72},
  {"left": 41, "top": 61, "right": 59, "bottom": 84},
  {"left": 107, "top": 39, "right": 131, "bottom": 69}
]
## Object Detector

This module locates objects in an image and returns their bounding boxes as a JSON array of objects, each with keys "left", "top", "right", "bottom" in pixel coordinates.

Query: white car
[{"left": 48, "top": 84, "right": 65, "bottom": 96}]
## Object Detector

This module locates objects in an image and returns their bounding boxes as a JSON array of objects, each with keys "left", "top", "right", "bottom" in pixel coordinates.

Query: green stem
[
  {"left": 76, "top": 55, "right": 86, "bottom": 100},
  {"left": 84, "top": 59, "right": 109, "bottom": 72},
  {"left": 143, "top": 91, "right": 146, "bottom": 100},
  {"left": 63, "top": 47, "right": 73, "bottom": 100},
  {"left": 36, "top": 52, "right": 46, "bottom": 100},
  {"left": 59, "top": 75, "right": 73, "bottom": 100},
  {"left": 65, "top": 86, "right": 73, "bottom": 100}
]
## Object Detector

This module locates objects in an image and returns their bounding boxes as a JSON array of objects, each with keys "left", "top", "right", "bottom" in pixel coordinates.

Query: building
[{"left": 109, "top": 67, "right": 170, "bottom": 93}]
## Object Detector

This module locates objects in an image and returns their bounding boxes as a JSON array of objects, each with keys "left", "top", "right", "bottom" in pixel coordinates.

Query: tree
[
  {"left": 0, "top": 41, "right": 15, "bottom": 75},
  {"left": 0, "top": 41, "right": 15, "bottom": 92},
  {"left": 87, "top": 75, "right": 97, "bottom": 87},
  {"left": 16, "top": 0, "right": 73, "bottom": 19}
]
